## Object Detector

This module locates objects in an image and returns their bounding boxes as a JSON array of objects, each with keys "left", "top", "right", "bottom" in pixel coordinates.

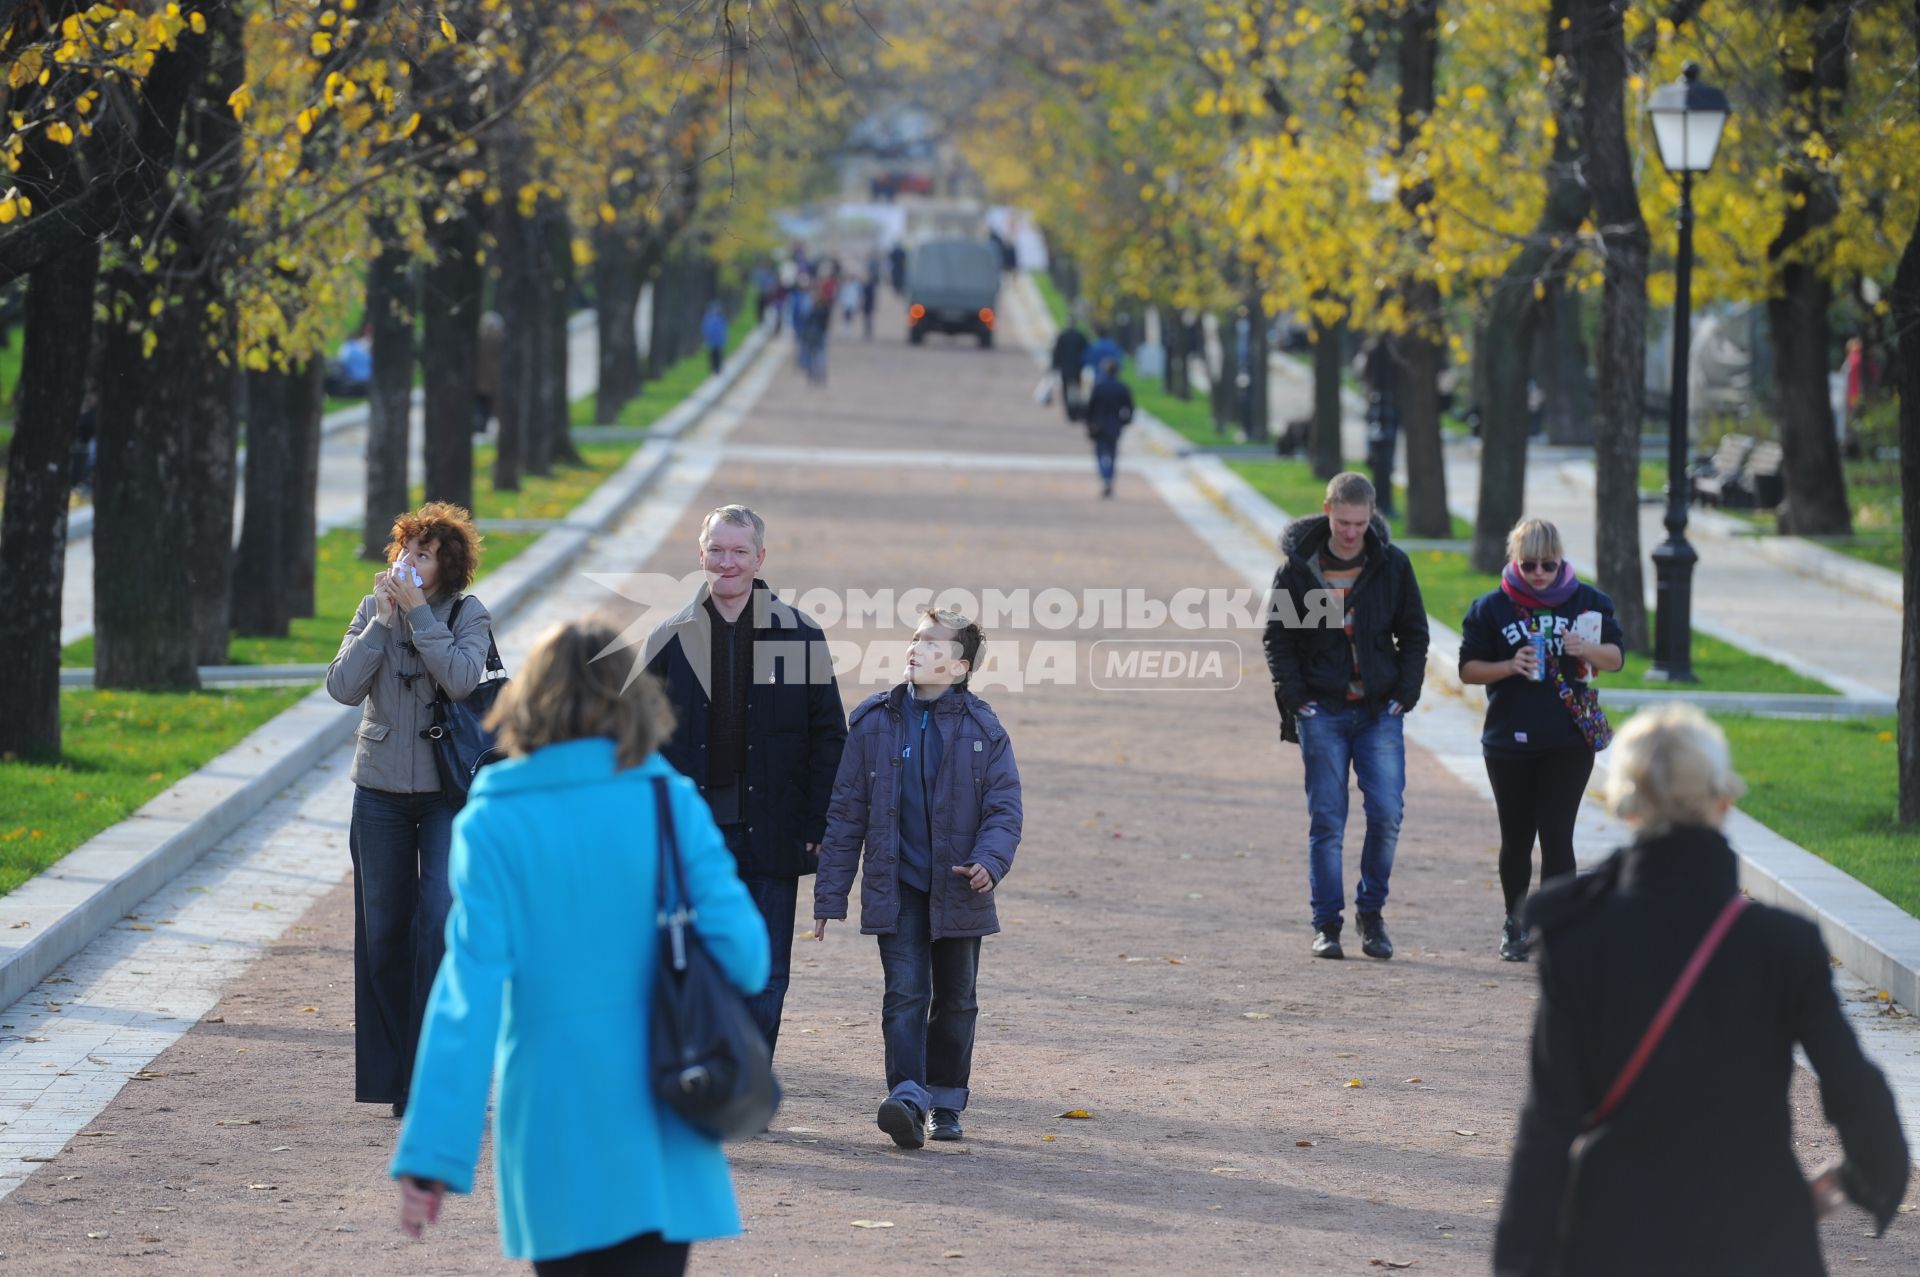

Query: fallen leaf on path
[
  {"left": 141, "top": 1235, "right": 161, "bottom": 1243},
  {"left": 86, "top": 1057, "right": 109, "bottom": 1067},
  {"left": 270, "top": 1146, "right": 291, "bottom": 1153},
  {"left": 8, "top": 921, "right": 27, "bottom": 929},
  {"left": 783, "top": 1127, "right": 819, "bottom": 1134},
  {"left": 849, "top": 1220, "right": 894, "bottom": 1229},
  {"left": 86, "top": 1232, "right": 107, "bottom": 1240},
  {"left": 1209, "top": 1167, "right": 1244, "bottom": 1175},
  {"left": 130, "top": 1071, "right": 162, "bottom": 1081},
  {"left": 1335, "top": 1052, "right": 1359, "bottom": 1059},
  {"left": 1295, "top": 1140, "right": 1314, "bottom": 1147},
  {"left": 44, "top": 1001, "right": 60, "bottom": 1011},
  {"left": 21, "top": 1155, "right": 55, "bottom": 1162},
  {"left": 247, "top": 1184, "right": 277, "bottom": 1191},
  {"left": 1405, "top": 1078, "right": 1423, "bottom": 1084},
  {"left": 1369, "top": 1261, "right": 1417, "bottom": 1269},
  {"left": 1344, "top": 1079, "right": 1365, "bottom": 1089},
  {"left": 1166, "top": 958, "right": 1184, "bottom": 965},
  {"left": 250, "top": 902, "right": 274, "bottom": 911},
  {"left": 943, "top": 1251, "right": 964, "bottom": 1259},
  {"left": 1056, "top": 1109, "right": 1094, "bottom": 1119},
  {"left": 127, "top": 925, "right": 153, "bottom": 932},
  {"left": 76, "top": 1131, "right": 115, "bottom": 1138},
  {"left": 152, "top": 1206, "right": 175, "bottom": 1212},
  {"left": 1453, "top": 1129, "right": 1478, "bottom": 1137},
  {"left": 1482, "top": 982, "right": 1499, "bottom": 989},
  {"left": 204, "top": 1017, "right": 224, "bottom": 1025},
  {"left": 300, "top": 1007, "right": 317, "bottom": 1014},
  {"left": 1242, "top": 1012, "right": 1273, "bottom": 1020},
  {"left": 216, "top": 1119, "right": 259, "bottom": 1127},
  {"left": 1899, "top": 1204, "right": 1916, "bottom": 1215},
  {"left": 1041, "top": 1135, "right": 1057, "bottom": 1142}
]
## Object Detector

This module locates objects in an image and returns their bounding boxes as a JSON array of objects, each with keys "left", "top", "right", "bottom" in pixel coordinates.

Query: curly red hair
[{"left": 387, "top": 502, "right": 483, "bottom": 595}]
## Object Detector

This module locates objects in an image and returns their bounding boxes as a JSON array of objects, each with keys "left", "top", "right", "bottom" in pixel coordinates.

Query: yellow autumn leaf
[
  {"left": 311, "top": 31, "right": 332, "bottom": 57},
  {"left": 227, "top": 83, "right": 251, "bottom": 120},
  {"left": 1055, "top": 1109, "right": 1094, "bottom": 1119},
  {"left": 439, "top": 14, "right": 457, "bottom": 42},
  {"left": 1344, "top": 1078, "right": 1364, "bottom": 1089},
  {"left": 189, "top": 11, "right": 205, "bottom": 34}
]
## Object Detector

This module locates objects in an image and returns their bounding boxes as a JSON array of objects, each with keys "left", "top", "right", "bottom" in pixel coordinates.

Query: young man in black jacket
[
  {"left": 643, "top": 505, "right": 848, "bottom": 1054},
  {"left": 1263, "top": 473, "right": 1430, "bottom": 960}
]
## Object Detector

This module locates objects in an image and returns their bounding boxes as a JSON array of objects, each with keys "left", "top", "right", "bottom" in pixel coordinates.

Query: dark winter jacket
[
  {"left": 1494, "top": 827, "right": 1909, "bottom": 1277},
  {"left": 1263, "top": 512, "right": 1429, "bottom": 743},
  {"left": 1458, "top": 582, "right": 1625, "bottom": 755},
  {"left": 642, "top": 580, "right": 847, "bottom": 879},
  {"left": 814, "top": 684, "right": 1022, "bottom": 940},
  {"left": 1085, "top": 374, "right": 1135, "bottom": 440},
  {"left": 1051, "top": 326, "right": 1090, "bottom": 378}
]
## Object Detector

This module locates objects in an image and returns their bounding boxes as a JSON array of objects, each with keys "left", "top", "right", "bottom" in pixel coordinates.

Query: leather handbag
[
  {"left": 648, "top": 775, "right": 780, "bottom": 1140},
  {"left": 421, "top": 595, "right": 509, "bottom": 809}
]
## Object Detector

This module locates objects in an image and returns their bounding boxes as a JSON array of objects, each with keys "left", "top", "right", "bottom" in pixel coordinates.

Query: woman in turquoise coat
[{"left": 389, "top": 618, "right": 770, "bottom": 1275}]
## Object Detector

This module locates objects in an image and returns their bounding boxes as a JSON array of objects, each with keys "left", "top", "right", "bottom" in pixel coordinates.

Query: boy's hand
[
  {"left": 951, "top": 863, "right": 994, "bottom": 893},
  {"left": 813, "top": 917, "right": 830, "bottom": 941}
]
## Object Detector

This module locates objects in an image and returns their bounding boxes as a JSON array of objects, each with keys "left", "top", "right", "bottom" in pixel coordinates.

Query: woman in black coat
[{"left": 1494, "top": 705, "right": 1908, "bottom": 1277}]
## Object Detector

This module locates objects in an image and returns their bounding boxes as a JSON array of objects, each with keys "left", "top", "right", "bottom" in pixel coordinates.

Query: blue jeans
[
  {"left": 876, "top": 885, "right": 981, "bottom": 1113},
  {"left": 349, "top": 786, "right": 455, "bottom": 1103},
  {"left": 1091, "top": 433, "right": 1118, "bottom": 487},
  {"left": 1297, "top": 703, "right": 1406, "bottom": 931},
  {"left": 720, "top": 826, "right": 798, "bottom": 1057}
]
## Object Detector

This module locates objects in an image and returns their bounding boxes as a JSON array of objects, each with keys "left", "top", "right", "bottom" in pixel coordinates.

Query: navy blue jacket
[{"left": 1458, "top": 582, "right": 1623, "bottom": 755}]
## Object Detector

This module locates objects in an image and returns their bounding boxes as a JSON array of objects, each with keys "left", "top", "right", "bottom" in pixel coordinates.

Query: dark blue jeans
[
  {"left": 876, "top": 885, "right": 981, "bottom": 1113},
  {"left": 1296, "top": 702, "right": 1406, "bottom": 931},
  {"left": 1091, "top": 431, "right": 1118, "bottom": 487},
  {"left": 349, "top": 785, "right": 455, "bottom": 1103},
  {"left": 720, "top": 826, "right": 797, "bottom": 1057}
]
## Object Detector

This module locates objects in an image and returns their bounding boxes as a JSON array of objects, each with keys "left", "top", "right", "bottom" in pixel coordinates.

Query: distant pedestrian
[
  {"left": 1083, "top": 357, "right": 1134, "bottom": 498},
  {"left": 1084, "top": 330, "right": 1122, "bottom": 379},
  {"left": 1458, "top": 518, "right": 1624, "bottom": 960},
  {"left": 474, "top": 311, "right": 504, "bottom": 434},
  {"left": 1051, "top": 318, "right": 1090, "bottom": 423},
  {"left": 1263, "top": 472, "right": 1429, "bottom": 961},
  {"left": 888, "top": 242, "right": 907, "bottom": 295},
  {"left": 390, "top": 617, "right": 770, "bottom": 1275},
  {"left": 861, "top": 267, "right": 879, "bottom": 339},
  {"left": 800, "top": 283, "right": 832, "bottom": 386},
  {"left": 815, "top": 608, "right": 1023, "bottom": 1149},
  {"left": 1493, "top": 705, "right": 1909, "bottom": 1277},
  {"left": 839, "top": 276, "right": 863, "bottom": 330},
  {"left": 325, "top": 503, "right": 494, "bottom": 1118},
  {"left": 701, "top": 301, "right": 729, "bottom": 377},
  {"left": 326, "top": 322, "right": 374, "bottom": 399}
]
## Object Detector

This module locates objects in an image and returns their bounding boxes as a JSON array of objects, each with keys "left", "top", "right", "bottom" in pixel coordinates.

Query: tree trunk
[
  {"left": 233, "top": 368, "right": 296, "bottom": 636},
  {"left": 1541, "top": 282, "right": 1595, "bottom": 444},
  {"left": 0, "top": 242, "right": 97, "bottom": 757},
  {"left": 542, "top": 199, "right": 582, "bottom": 467},
  {"left": 1396, "top": 0, "right": 1450, "bottom": 538},
  {"left": 363, "top": 240, "right": 414, "bottom": 561},
  {"left": 94, "top": 288, "right": 197, "bottom": 690},
  {"left": 490, "top": 173, "right": 536, "bottom": 490},
  {"left": 421, "top": 204, "right": 480, "bottom": 510},
  {"left": 1243, "top": 286, "right": 1270, "bottom": 443},
  {"left": 593, "top": 223, "right": 644, "bottom": 424},
  {"left": 1769, "top": 0, "right": 1853, "bottom": 536},
  {"left": 1573, "top": 0, "right": 1650, "bottom": 651},
  {"left": 1213, "top": 308, "right": 1241, "bottom": 437},
  {"left": 1311, "top": 313, "right": 1347, "bottom": 478},
  {"left": 288, "top": 359, "right": 324, "bottom": 619},
  {"left": 1897, "top": 193, "right": 1920, "bottom": 822}
]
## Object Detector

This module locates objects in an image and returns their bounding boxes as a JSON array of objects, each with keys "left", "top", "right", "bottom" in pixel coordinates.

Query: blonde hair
[
  {"left": 486, "top": 617, "right": 674, "bottom": 770},
  {"left": 1506, "top": 518, "right": 1564, "bottom": 564},
  {"left": 1605, "top": 704, "right": 1746, "bottom": 835}
]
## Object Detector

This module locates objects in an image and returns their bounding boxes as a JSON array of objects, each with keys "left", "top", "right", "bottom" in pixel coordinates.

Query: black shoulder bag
[
  {"left": 648, "top": 775, "right": 780, "bottom": 1140},
  {"left": 421, "top": 595, "right": 509, "bottom": 809}
]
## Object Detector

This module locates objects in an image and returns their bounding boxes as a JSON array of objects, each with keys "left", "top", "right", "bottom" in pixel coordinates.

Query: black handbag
[
  {"left": 421, "top": 595, "right": 509, "bottom": 810},
  {"left": 648, "top": 775, "right": 780, "bottom": 1140}
]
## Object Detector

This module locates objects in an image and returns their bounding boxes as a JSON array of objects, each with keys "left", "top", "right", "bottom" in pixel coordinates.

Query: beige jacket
[{"left": 326, "top": 591, "right": 494, "bottom": 793}]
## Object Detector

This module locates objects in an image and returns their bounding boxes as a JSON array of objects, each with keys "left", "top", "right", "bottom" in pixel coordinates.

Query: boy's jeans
[
  {"left": 876, "top": 885, "right": 981, "bottom": 1113},
  {"left": 1297, "top": 702, "right": 1405, "bottom": 932}
]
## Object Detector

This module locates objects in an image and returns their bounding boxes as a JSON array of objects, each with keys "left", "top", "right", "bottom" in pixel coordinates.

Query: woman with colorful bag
[{"left": 1459, "top": 518, "right": 1623, "bottom": 962}]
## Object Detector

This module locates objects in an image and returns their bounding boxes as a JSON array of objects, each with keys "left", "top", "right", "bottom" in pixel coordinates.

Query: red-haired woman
[{"left": 326, "top": 502, "right": 493, "bottom": 1117}]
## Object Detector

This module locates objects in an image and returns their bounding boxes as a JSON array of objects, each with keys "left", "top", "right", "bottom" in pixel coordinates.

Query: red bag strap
[{"left": 1586, "top": 893, "right": 1749, "bottom": 1129}]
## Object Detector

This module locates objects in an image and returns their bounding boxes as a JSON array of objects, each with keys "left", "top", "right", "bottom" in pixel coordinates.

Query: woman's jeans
[
  {"left": 877, "top": 885, "right": 981, "bottom": 1114},
  {"left": 1297, "top": 703, "right": 1405, "bottom": 931},
  {"left": 349, "top": 785, "right": 455, "bottom": 1103}
]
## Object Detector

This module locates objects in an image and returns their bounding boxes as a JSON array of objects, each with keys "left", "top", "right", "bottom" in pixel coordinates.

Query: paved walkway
[{"left": 0, "top": 290, "right": 1914, "bottom": 1273}]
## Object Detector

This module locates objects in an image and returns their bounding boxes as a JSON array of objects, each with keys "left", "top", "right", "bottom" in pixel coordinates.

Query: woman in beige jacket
[{"left": 326, "top": 502, "right": 493, "bottom": 1117}]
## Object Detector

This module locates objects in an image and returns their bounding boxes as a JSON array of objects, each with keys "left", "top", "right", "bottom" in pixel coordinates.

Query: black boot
[
  {"left": 1500, "top": 914, "right": 1530, "bottom": 962},
  {"left": 1312, "top": 923, "right": 1344, "bottom": 960},
  {"left": 877, "top": 1097, "right": 926, "bottom": 1149},
  {"left": 1357, "top": 911, "right": 1393, "bottom": 960},
  {"left": 930, "top": 1108, "right": 963, "bottom": 1141}
]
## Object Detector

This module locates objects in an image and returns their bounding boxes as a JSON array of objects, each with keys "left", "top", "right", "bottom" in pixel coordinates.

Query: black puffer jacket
[{"left": 1262, "top": 512, "right": 1430, "bottom": 743}]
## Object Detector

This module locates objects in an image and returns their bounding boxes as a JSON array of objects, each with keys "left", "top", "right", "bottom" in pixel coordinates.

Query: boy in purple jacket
[{"left": 814, "top": 608, "right": 1023, "bottom": 1148}]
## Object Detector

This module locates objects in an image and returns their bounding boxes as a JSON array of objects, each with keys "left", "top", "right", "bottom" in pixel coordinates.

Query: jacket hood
[
  {"left": 469, "top": 737, "right": 675, "bottom": 798},
  {"left": 1280, "top": 511, "right": 1393, "bottom": 563}
]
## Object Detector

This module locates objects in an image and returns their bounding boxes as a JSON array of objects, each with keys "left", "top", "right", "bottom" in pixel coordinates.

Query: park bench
[
  {"left": 1736, "top": 440, "right": 1785, "bottom": 509},
  {"left": 1690, "top": 432, "right": 1755, "bottom": 506}
]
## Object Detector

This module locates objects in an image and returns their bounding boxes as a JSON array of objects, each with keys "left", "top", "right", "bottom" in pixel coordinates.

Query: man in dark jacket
[
  {"left": 1050, "top": 319, "right": 1090, "bottom": 423},
  {"left": 1263, "top": 472, "right": 1429, "bottom": 962},
  {"left": 1083, "top": 358, "right": 1135, "bottom": 498},
  {"left": 643, "top": 505, "right": 848, "bottom": 1054}
]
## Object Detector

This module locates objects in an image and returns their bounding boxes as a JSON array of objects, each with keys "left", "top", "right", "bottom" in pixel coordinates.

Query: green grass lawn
[
  {"left": 1032, "top": 271, "right": 1071, "bottom": 329},
  {"left": 1640, "top": 455, "right": 1903, "bottom": 571},
  {"left": 1226, "top": 457, "right": 1474, "bottom": 541},
  {"left": 570, "top": 309, "right": 755, "bottom": 429},
  {"left": 422, "top": 444, "right": 639, "bottom": 522},
  {"left": 1615, "top": 712, "right": 1918, "bottom": 919},
  {"left": 0, "top": 686, "right": 313, "bottom": 896}
]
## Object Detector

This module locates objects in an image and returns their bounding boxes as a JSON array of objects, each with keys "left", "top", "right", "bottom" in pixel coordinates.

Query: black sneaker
[
  {"left": 1312, "top": 925, "right": 1345, "bottom": 960},
  {"left": 390, "top": 1100, "right": 407, "bottom": 1119},
  {"left": 876, "top": 1097, "right": 926, "bottom": 1149},
  {"left": 930, "top": 1107, "right": 963, "bottom": 1141},
  {"left": 1357, "top": 911, "right": 1393, "bottom": 960},
  {"left": 1500, "top": 915, "right": 1530, "bottom": 962}
]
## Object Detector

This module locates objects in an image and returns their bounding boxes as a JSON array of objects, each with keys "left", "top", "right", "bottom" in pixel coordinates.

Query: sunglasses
[{"left": 1518, "top": 559, "right": 1561, "bottom": 575}]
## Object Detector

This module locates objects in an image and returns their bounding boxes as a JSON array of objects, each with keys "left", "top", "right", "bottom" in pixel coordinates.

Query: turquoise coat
[{"left": 389, "top": 739, "right": 770, "bottom": 1261}]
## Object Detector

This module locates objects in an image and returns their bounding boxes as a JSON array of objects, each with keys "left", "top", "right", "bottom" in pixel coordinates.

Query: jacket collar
[
  {"left": 1280, "top": 511, "right": 1393, "bottom": 567},
  {"left": 469, "top": 737, "right": 675, "bottom": 797},
  {"left": 657, "top": 578, "right": 803, "bottom": 633}
]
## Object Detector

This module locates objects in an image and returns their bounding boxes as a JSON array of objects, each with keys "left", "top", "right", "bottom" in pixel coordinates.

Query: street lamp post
[{"left": 1646, "top": 63, "right": 1730, "bottom": 683}]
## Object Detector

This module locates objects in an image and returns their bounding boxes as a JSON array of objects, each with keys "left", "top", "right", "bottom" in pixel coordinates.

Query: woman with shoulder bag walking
[
  {"left": 326, "top": 502, "right": 494, "bottom": 1117},
  {"left": 389, "top": 617, "right": 770, "bottom": 1276},
  {"left": 1459, "top": 518, "right": 1623, "bottom": 961},
  {"left": 1493, "top": 705, "right": 1909, "bottom": 1276}
]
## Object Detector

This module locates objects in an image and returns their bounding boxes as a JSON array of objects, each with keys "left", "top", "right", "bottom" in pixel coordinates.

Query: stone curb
[{"left": 0, "top": 321, "right": 772, "bottom": 1012}]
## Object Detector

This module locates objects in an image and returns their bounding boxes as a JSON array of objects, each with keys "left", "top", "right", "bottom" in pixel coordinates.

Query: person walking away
[
  {"left": 642, "top": 505, "right": 847, "bottom": 1057},
  {"left": 814, "top": 608, "right": 1023, "bottom": 1149},
  {"left": 1084, "top": 357, "right": 1134, "bottom": 498},
  {"left": 839, "top": 275, "right": 863, "bottom": 331},
  {"left": 1084, "top": 329, "right": 1122, "bottom": 380},
  {"left": 1051, "top": 318, "right": 1091, "bottom": 424},
  {"left": 1492, "top": 705, "right": 1908, "bottom": 1277},
  {"left": 1458, "top": 518, "right": 1624, "bottom": 960},
  {"left": 861, "top": 261, "right": 880, "bottom": 339},
  {"left": 701, "top": 301, "right": 729, "bottom": 377},
  {"left": 390, "top": 618, "right": 770, "bottom": 1275},
  {"left": 801, "top": 283, "right": 832, "bottom": 386},
  {"left": 326, "top": 503, "right": 495, "bottom": 1117},
  {"left": 1263, "top": 472, "right": 1429, "bottom": 961}
]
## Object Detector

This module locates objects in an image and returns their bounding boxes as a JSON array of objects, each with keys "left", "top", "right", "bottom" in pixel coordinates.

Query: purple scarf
[{"left": 1501, "top": 560, "right": 1580, "bottom": 610}]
